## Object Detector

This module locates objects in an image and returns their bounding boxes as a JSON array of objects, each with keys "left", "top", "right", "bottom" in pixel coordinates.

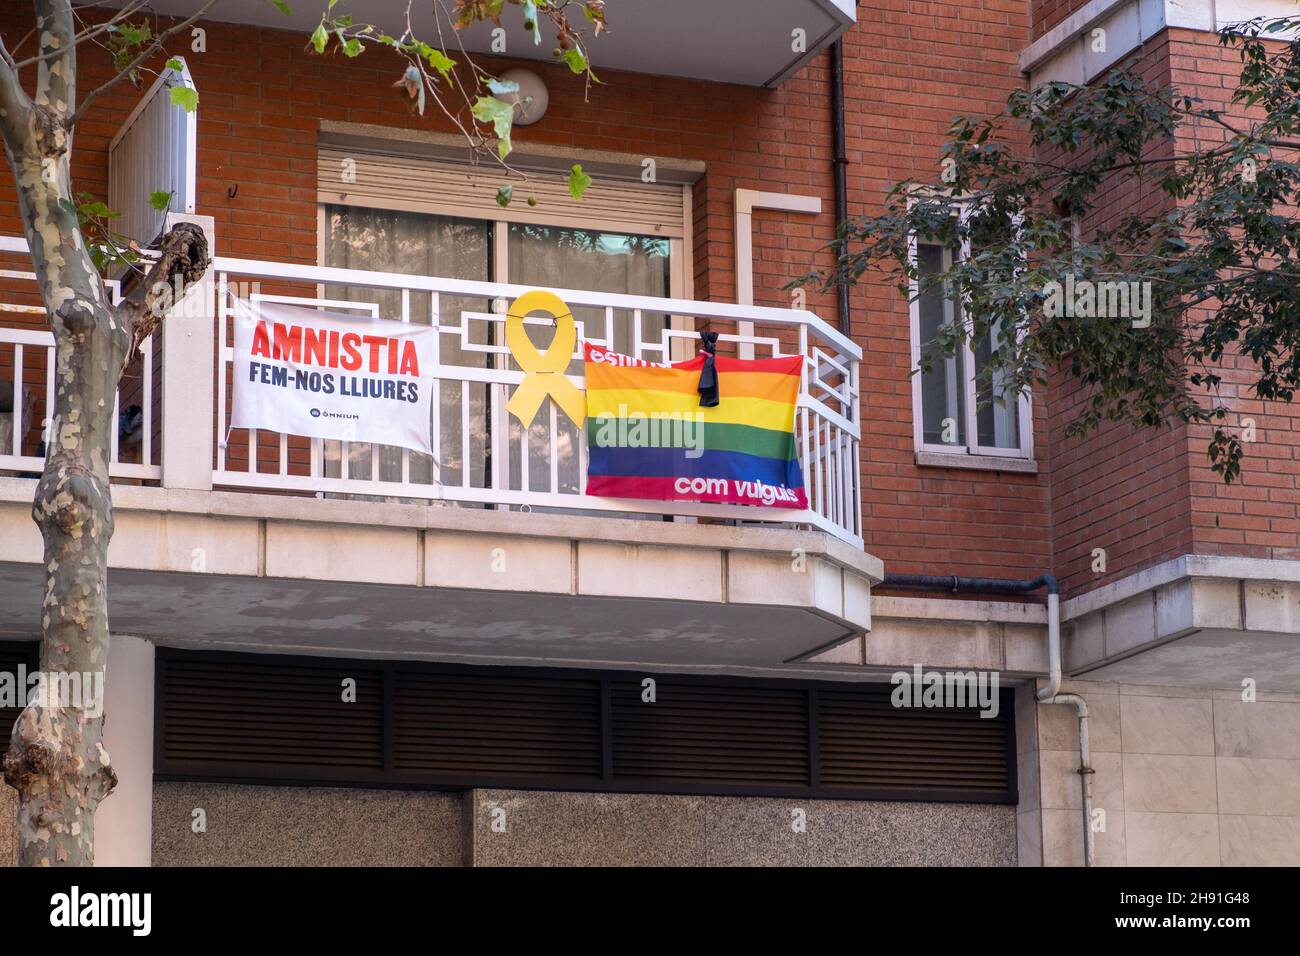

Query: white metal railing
[
  {"left": 212, "top": 257, "right": 864, "bottom": 546},
  {"left": 108, "top": 57, "right": 197, "bottom": 247},
  {"left": 0, "top": 232, "right": 862, "bottom": 545},
  {"left": 0, "top": 238, "right": 159, "bottom": 481}
]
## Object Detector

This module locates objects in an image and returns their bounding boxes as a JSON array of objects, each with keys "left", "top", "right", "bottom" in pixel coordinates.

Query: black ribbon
[{"left": 697, "top": 331, "right": 720, "bottom": 407}]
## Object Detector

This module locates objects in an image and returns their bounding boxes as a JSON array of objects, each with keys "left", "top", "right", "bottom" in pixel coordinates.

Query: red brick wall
[
  {"left": 1032, "top": 0, "right": 1094, "bottom": 40},
  {"left": 843, "top": 1, "right": 1051, "bottom": 579},
  {"left": 1169, "top": 29, "right": 1300, "bottom": 562},
  {"left": 1050, "top": 27, "right": 1300, "bottom": 592},
  {"left": 1045, "top": 31, "right": 1196, "bottom": 593}
]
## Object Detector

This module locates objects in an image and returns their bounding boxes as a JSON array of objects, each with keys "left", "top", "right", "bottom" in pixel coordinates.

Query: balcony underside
[
  {"left": 1063, "top": 559, "right": 1300, "bottom": 692},
  {"left": 1072, "top": 627, "right": 1300, "bottom": 690},
  {"left": 0, "top": 479, "right": 880, "bottom": 673},
  {"left": 117, "top": 0, "right": 855, "bottom": 87}
]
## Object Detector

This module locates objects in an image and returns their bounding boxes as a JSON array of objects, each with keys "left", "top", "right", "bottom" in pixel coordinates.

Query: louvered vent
[
  {"left": 158, "top": 654, "right": 383, "bottom": 776},
  {"left": 610, "top": 680, "right": 808, "bottom": 786},
  {"left": 156, "top": 650, "right": 1015, "bottom": 803},
  {"left": 818, "top": 688, "right": 1013, "bottom": 798},
  {"left": 393, "top": 671, "right": 601, "bottom": 779},
  {"left": 0, "top": 642, "right": 38, "bottom": 754}
]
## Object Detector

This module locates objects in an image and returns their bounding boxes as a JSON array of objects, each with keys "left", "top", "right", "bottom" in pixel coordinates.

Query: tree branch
[
  {"left": 0, "top": 31, "right": 16, "bottom": 70},
  {"left": 32, "top": 0, "right": 77, "bottom": 119},
  {"left": 115, "top": 220, "right": 209, "bottom": 370},
  {"left": 11, "top": 0, "right": 154, "bottom": 71},
  {"left": 65, "top": 0, "right": 221, "bottom": 129},
  {"left": 0, "top": 42, "right": 34, "bottom": 145}
]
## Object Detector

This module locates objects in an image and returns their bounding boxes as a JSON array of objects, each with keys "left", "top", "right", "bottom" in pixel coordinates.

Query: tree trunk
[{"left": 0, "top": 0, "right": 208, "bottom": 865}]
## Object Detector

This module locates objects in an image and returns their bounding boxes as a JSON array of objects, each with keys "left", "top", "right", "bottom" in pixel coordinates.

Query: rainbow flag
[{"left": 583, "top": 342, "right": 807, "bottom": 509}]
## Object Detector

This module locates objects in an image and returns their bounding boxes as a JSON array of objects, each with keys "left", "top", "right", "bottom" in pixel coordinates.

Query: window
[
  {"left": 316, "top": 147, "right": 690, "bottom": 503},
  {"left": 322, "top": 206, "right": 492, "bottom": 489},
  {"left": 910, "top": 238, "right": 1032, "bottom": 462},
  {"left": 321, "top": 208, "right": 673, "bottom": 496},
  {"left": 504, "top": 223, "right": 670, "bottom": 494}
]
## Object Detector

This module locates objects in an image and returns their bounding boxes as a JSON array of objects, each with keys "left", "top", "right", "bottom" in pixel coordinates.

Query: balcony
[{"left": 0, "top": 233, "right": 878, "bottom": 672}]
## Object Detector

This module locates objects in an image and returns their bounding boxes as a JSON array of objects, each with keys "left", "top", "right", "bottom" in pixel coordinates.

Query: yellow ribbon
[{"left": 505, "top": 290, "right": 586, "bottom": 426}]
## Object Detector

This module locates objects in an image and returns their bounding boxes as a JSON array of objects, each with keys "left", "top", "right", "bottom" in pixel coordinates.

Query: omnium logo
[
  {"left": 890, "top": 664, "right": 1000, "bottom": 718},
  {"left": 0, "top": 667, "right": 104, "bottom": 718},
  {"left": 50, "top": 886, "right": 151, "bottom": 936},
  {"left": 309, "top": 408, "right": 359, "bottom": 420}
]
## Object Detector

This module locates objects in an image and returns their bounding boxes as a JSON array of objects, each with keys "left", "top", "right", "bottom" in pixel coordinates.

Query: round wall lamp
[{"left": 493, "top": 68, "right": 549, "bottom": 126}]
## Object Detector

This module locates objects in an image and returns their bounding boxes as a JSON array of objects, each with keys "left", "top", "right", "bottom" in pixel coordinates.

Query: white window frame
[
  {"left": 907, "top": 230, "right": 1034, "bottom": 463},
  {"left": 317, "top": 205, "right": 688, "bottom": 299}
]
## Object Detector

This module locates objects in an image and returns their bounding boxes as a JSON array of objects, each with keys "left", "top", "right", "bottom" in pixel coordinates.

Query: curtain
[
  {"left": 323, "top": 206, "right": 491, "bottom": 493},
  {"left": 916, "top": 243, "right": 967, "bottom": 447},
  {"left": 506, "top": 225, "right": 669, "bottom": 494}
]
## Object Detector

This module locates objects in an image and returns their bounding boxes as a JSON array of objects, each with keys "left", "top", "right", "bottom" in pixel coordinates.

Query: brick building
[{"left": 0, "top": 0, "right": 1296, "bottom": 866}]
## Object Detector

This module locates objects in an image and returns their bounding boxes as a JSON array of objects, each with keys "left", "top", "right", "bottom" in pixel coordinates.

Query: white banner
[{"left": 231, "top": 299, "right": 435, "bottom": 454}]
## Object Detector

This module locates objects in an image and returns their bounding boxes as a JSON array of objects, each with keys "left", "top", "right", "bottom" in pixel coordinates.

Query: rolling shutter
[
  {"left": 156, "top": 649, "right": 1015, "bottom": 803},
  {"left": 318, "top": 147, "right": 686, "bottom": 238}
]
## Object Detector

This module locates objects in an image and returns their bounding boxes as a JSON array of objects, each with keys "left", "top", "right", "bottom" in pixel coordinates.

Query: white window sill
[{"left": 914, "top": 450, "right": 1039, "bottom": 474}]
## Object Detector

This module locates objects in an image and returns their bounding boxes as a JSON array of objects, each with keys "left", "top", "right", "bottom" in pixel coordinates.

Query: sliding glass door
[{"left": 322, "top": 205, "right": 674, "bottom": 503}]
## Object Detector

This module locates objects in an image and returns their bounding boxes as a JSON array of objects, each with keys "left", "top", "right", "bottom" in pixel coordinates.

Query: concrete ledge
[
  {"left": 809, "top": 595, "right": 1049, "bottom": 675},
  {"left": 1019, "top": 0, "right": 1215, "bottom": 85},
  {"left": 1021, "top": 0, "right": 1299, "bottom": 86},
  {"left": 0, "top": 478, "right": 880, "bottom": 666},
  {"left": 1062, "top": 554, "right": 1300, "bottom": 621},
  {"left": 0, "top": 477, "right": 881, "bottom": 583},
  {"left": 914, "top": 451, "right": 1038, "bottom": 474}
]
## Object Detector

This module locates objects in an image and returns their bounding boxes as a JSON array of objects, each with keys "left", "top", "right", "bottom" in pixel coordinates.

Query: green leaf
[
  {"left": 168, "top": 85, "right": 198, "bottom": 112},
  {"left": 561, "top": 49, "right": 587, "bottom": 74},
  {"left": 114, "top": 23, "right": 152, "bottom": 47},
  {"left": 165, "top": 58, "right": 184, "bottom": 73},
  {"left": 342, "top": 38, "right": 363, "bottom": 57},
  {"left": 270, "top": 0, "right": 293, "bottom": 14},
  {"left": 485, "top": 78, "right": 519, "bottom": 95},
  {"left": 568, "top": 163, "right": 592, "bottom": 200},
  {"left": 149, "top": 190, "right": 173, "bottom": 212},
  {"left": 472, "top": 95, "right": 515, "bottom": 159},
  {"left": 310, "top": 22, "right": 328, "bottom": 54},
  {"left": 425, "top": 47, "right": 456, "bottom": 83},
  {"left": 496, "top": 185, "right": 513, "bottom": 207}
]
